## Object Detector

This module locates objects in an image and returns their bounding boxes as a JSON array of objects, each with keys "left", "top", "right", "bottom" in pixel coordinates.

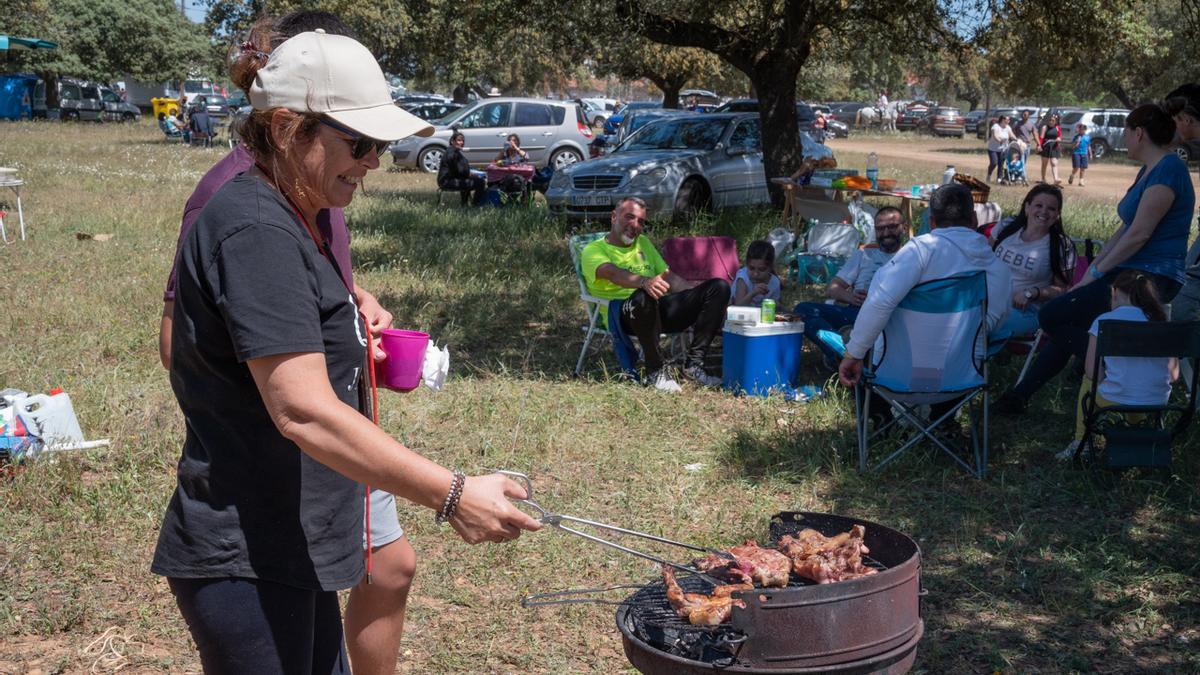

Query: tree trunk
[
  {"left": 752, "top": 62, "right": 803, "bottom": 206},
  {"left": 1109, "top": 83, "right": 1135, "bottom": 110},
  {"left": 661, "top": 77, "right": 686, "bottom": 109}
]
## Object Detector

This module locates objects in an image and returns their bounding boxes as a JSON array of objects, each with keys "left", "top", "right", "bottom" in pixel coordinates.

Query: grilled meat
[
  {"left": 662, "top": 565, "right": 751, "bottom": 626},
  {"left": 776, "top": 525, "right": 877, "bottom": 584},
  {"left": 694, "top": 540, "right": 791, "bottom": 588}
]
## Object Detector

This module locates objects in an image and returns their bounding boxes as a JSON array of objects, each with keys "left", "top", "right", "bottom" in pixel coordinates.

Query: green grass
[{"left": 1, "top": 121, "right": 1198, "bottom": 673}]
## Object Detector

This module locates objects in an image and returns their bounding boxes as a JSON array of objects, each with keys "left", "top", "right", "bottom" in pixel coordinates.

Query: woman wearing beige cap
[{"left": 151, "top": 27, "right": 541, "bottom": 672}]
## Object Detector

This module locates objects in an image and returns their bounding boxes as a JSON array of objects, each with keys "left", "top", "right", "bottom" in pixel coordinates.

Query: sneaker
[
  {"left": 1078, "top": 180, "right": 1086, "bottom": 187},
  {"left": 1068, "top": 174, "right": 1074, "bottom": 184},
  {"left": 683, "top": 365, "right": 722, "bottom": 388},
  {"left": 647, "top": 369, "right": 682, "bottom": 393},
  {"left": 1056, "top": 440, "right": 1084, "bottom": 462},
  {"left": 995, "top": 391, "right": 1027, "bottom": 416}
]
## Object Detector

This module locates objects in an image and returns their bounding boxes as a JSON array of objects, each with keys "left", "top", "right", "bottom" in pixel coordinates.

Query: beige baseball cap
[{"left": 249, "top": 30, "right": 433, "bottom": 141}]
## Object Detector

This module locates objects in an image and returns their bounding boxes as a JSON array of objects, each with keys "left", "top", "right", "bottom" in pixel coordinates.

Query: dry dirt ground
[{"left": 833, "top": 135, "right": 1199, "bottom": 201}]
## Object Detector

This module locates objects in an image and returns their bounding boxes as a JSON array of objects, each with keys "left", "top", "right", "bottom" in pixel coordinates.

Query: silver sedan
[{"left": 546, "top": 113, "right": 833, "bottom": 222}]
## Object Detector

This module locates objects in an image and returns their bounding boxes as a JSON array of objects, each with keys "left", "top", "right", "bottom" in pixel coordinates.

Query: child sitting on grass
[
  {"left": 1059, "top": 269, "right": 1179, "bottom": 461},
  {"left": 731, "top": 240, "right": 782, "bottom": 307}
]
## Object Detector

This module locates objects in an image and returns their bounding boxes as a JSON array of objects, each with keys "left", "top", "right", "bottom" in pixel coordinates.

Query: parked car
[
  {"left": 201, "top": 94, "right": 232, "bottom": 118},
  {"left": 1059, "top": 108, "right": 1130, "bottom": 160},
  {"left": 809, "top": 104, "right": 850, "bottom": 138},
  {"left": 226, "top": 91, "right": 248, "bottom": 110},
  {"left": 579, "top": 97, "right": 616, "bottom": 127},
  {"left": 976, "top": 107, "right": 1022, "bottom": 139},
  {"left": 709, "top": 99, "right": 821, "bottom": 136},
  {"left": 613, "top": 108, "right": 697, "bottom": 147},
  {"left": 58, "top": 78, "right": 104, "bottom": 122},
  {"left": 919, "top": 107, "right": 965, "bottom": 137},
  {"left": 395, "top": 93, "right": 449, "bottom": 106},
  {"left": 603, "top": 101, "right": 661, "bottom": 135},
  {"left": 963, "top": 110, "right": 985, "bottom": 134},
  {"left": 546, "top": 113, "right": 833, "bottom": 223},
  {"left": 99, "top": 86, "right": 140, "bottom": 122},
  {"left": 828, "top": 102, "right": 868, "bottom": 126},
  {"left": 389, "top": 97, "right": 592, "bottom": 172},
  {"left": 895, "top": 105, "right": 929, "bottom": 131},
  {"left": 403, "top": 101, "right": 463, "bottom": 122},
  {"left": 1174, "top": 137, "right": 1200, "bottom": 163}
]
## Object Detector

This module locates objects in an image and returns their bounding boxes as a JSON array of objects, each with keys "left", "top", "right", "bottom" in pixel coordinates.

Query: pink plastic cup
[{"left": 378, "top": 329, "right": 430, "bottom": 391}]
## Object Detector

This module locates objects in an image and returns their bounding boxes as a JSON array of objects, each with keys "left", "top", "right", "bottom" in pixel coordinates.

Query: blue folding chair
[{"left": 855, "top": 271, "right": 992, "bottom": 478}]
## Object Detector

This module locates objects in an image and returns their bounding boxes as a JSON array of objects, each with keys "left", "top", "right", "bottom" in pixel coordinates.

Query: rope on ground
[{"left": 81, "top": 626, "right": 133, "bottom": 673}]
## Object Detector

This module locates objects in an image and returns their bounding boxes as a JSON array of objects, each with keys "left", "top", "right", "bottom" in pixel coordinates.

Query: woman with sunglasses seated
[
  {"left": 152, "top": 26, "right": 541, "bottom": 672},
  {"left": 437, "top": 130, "right": 486, "bottom": 205}
]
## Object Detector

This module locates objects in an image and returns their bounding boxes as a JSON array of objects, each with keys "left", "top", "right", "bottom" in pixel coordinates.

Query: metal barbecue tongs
[{"left": 497, "top": 470, "right": 736, "bottom": 606}]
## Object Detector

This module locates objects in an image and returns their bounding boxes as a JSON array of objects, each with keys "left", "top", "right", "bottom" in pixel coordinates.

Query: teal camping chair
[{"left": 855, "top": 271, "right": 991, "bottom": 478}]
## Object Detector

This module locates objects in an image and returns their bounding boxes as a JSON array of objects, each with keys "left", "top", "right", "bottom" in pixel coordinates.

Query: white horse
[{"left": 856, "top": 103, "right": 898, "bottom": 132}]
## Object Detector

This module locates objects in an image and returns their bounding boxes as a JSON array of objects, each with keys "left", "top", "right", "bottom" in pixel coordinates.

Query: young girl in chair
[{"left": 1060, "top": 270, "right": 1179, "bottom": 460}]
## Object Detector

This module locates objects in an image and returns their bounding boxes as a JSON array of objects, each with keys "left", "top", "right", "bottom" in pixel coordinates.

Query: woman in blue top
[{"left": 999, "top": 103, "right": 1193, "bottom": 413}]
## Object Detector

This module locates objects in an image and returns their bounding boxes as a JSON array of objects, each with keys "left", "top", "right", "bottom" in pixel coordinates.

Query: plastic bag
[
  {"left": 422, "top": 342, "right": 449, "bottom": 391},
  {"left": 847, "top": 196, "right": 878, "bottom": 244},
  {"left": 767, "top": 228, "right": 796, "bottom": 260}
]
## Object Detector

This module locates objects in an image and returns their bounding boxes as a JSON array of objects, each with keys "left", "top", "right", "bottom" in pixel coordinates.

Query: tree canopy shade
[
  {"left": 614, "top": 0, "right": 973, "bottom": 202},
  {"left": 593, "top": 40, "right": 726, "bottom": 108},
  {"left": 2, "top": 0, "right": 212, "bottom": 83},
  {"left": 985, "top": 0, "right": 1190, "bottom": 108}
]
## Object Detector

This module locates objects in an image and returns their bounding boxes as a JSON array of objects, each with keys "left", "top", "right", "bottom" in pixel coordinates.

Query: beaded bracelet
[{"left": 435, "top": 470, "right": 466, "bottom": 525}]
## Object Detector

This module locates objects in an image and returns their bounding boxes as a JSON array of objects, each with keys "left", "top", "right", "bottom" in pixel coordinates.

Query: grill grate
[
  {"left": 573, "top": 174, "right": 623, "bottom": 190},
  {"left": 623, "top": 523, "right": 893, "bottom": 666}
]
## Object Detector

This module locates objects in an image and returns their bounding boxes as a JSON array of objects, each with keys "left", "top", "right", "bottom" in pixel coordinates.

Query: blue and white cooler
[{"left": 722, "top": 309, "right": 805, "bottom": 398}]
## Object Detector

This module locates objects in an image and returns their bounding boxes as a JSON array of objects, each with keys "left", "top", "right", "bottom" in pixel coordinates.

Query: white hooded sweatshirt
[{"left": 846, "top": 226, "right": 1012, "bottom": 361}]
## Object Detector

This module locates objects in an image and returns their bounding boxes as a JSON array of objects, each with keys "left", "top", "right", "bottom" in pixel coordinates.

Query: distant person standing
[
  {"left": 813, "top": 111, "right": 827, "bottom": 143},
  {"left": 1068, "top": 123, "right": 1092, "bottom": 186},
  {"left": 1039, "top": 113, "right": 1064, "bottom": 185},
  {"left": 1013, "top": 110, "right": 1039, "bottom": 164},
  {"left": 987, "top": 115, "right": 1015, "bottom": 182}
]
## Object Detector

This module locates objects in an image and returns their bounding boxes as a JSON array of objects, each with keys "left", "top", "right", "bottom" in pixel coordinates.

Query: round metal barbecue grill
[{"left": 616, "top": 512, "right": 924, "bottom": 674}]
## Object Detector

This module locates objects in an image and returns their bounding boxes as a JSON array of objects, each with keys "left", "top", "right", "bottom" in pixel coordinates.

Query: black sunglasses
[{"left": 319, "top": 118, "right": 390, "bottom": 159}]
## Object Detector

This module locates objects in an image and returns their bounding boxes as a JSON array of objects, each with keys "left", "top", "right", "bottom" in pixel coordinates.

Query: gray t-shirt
[
  {"left": 836, "top": 246, "right": 896, "bottom": 292},
  {"left": 152, "top": 174, "right": 368, "bottom": 591},
  {"left": 1014, "top": 118, "right": 1037, "bottom": 144}
]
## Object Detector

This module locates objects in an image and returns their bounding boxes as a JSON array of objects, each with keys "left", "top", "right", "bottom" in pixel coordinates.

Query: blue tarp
[{"left": 0, "top": 73, "right": 38, "bottom": 120}]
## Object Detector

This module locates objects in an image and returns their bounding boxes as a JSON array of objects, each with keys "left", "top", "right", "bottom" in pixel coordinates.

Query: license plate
[{"left": 571, "top": 194, "right": 611, "bottom": 207}]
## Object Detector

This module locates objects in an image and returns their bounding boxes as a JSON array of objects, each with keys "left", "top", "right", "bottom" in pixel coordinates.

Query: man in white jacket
[{"left": 839, "top": 183, "right": 1011, "bottom": 390}]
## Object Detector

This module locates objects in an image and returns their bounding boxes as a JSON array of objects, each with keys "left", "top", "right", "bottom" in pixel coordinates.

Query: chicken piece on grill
[
  {"left": 662, "top": 565, "right": 751, "bottom": 626},
  {"left": 776, "top": 525, "right": 878, "bottom": 584},
  {"left": 693, "top": 540, "right": 792, "bottom": 588}
]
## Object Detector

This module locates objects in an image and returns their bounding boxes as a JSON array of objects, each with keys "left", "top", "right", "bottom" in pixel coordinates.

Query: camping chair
[
  {"left": 855, "top": 271, "right": 991, "bottom": 479},
  {"left": 570, "top": 232, "right": 612, "bottom": 375},
  {"left": 659, "top": 236, "right": 739, "bottom": 285},
  {"left": 1075, "top": 319, "right": 1200, "bottom": 468},
  {"left": 568, "top": 232, "right": 686, "bottom": 377}
]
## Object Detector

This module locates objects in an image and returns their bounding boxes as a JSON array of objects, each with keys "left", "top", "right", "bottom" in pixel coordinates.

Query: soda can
[{"left": 761, "top": 299, "right": 776, "bottom": 323}]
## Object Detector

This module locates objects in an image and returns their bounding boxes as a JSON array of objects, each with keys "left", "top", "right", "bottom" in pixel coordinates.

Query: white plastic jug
[
  {"left": 21, "top": 391, "right": 84, "bottom": 447},
  {"left": 942, "top": 165, "right": 956, "bottom": 185}
]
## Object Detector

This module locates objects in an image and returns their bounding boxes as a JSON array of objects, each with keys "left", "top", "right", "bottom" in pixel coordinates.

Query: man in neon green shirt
[{"left": 581, "top": 197, "right": 730, "bottom": 391}]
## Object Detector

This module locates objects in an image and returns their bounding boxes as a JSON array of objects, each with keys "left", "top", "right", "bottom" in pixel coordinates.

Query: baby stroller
[{"left": 999, "top": 140, "right": 1028, "bottom": 186}]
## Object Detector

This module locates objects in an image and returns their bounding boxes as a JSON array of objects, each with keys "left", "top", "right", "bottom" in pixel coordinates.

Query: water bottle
[
  {"left": 865, "top": 152, "right": 878, "bottom": 190},
  {"left": 942, "top": 164, "right": 956, "bottom": 185}
]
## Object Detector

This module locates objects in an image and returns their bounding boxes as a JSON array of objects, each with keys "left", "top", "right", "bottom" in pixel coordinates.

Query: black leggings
[
  {"left": 620, "top": 278, "right": 731, "bottom": 373},
  {"left": 1011, "top": 270, "right": 1181, "bottom": 400},
  {"left": 168, "top": 577, "right": 349, "bottom": 675},
  {"left": 440, "top": 176, "right": 486, "bottom": 205}
]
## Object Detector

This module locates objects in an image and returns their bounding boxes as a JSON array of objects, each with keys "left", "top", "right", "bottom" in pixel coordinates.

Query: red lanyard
[{"left": 255, "top": 165, "right": 381, "bottom": 583}]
